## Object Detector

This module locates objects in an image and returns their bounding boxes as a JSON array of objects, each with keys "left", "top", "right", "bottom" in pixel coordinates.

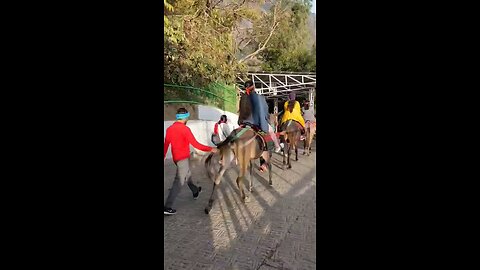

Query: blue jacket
[{"left": 248, "top": 92, "right": 270, "bottom": 132}]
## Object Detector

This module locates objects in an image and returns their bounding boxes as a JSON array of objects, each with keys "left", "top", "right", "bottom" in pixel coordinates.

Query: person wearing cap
[
  {"left": 243, "top": 81, "right": 282, "bottom": 171},
  {"left": 281, "top": 92, "right": 306, "bottom": 139},
  {"left": 163, "top": 107, "right": 218, "bottom": 215}
]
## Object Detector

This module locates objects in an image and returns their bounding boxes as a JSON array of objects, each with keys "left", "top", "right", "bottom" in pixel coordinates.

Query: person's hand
[{"left": 211, "top": 148, "right": 218, "bottom": 153}]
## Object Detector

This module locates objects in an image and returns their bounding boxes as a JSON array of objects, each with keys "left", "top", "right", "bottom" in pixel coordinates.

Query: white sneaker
[
  {"left": 279, "top": 143, "right": 285, "bottom": 149},
  {"left": 275, "top": 147, "right": 281, "bottom": 153}
]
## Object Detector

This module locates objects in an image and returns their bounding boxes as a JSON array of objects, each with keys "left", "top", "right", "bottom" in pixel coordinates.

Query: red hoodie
[{"left": 164, "top": 121, "right": 213, "bottom": 162}]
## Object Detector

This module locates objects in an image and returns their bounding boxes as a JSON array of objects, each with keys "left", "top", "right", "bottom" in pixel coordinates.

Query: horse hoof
[
  {"left": 295, "top": 158, "right": 299, "bottom": 161},
  {"left": 288, "top": 165, "right": 292, "bottom": 169},
  {"left": 204, "top": 208, "right": 210, "bottom": 215},
  {"left": 269, "top": 181, "right": 272, "bottom": 186}
]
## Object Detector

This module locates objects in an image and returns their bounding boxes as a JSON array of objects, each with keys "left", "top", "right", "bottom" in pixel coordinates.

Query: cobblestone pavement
[{"left": 164, "top": 141, "right": 316, "bottom": 270}]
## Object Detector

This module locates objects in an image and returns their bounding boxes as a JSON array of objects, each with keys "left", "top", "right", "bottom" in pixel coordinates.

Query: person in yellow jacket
[{"left": 281, "top": 92, "right": 306, "bottom": 140}]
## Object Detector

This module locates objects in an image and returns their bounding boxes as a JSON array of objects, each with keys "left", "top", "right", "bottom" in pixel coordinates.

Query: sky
[{"left": 311, "top": 0, "right": 316, "bottom": 14}]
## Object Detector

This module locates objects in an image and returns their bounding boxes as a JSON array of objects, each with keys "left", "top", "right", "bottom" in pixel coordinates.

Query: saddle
[
  {"left": 235, "top": 123, "right": 274, "bottom": 152},
  {"left": 280, "top": 120, "right": 305, "bottom": 134}
]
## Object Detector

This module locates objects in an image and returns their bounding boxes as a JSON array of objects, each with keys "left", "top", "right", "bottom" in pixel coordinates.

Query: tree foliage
[
  {"left": 260, "top": 0, "right": 316, "bottom": 72},
  {"left": 163, "top": 0, "right": 315, "bottom": 87},
  {"left": 164, "top": 0, "right": 248, "bottom": 86}
]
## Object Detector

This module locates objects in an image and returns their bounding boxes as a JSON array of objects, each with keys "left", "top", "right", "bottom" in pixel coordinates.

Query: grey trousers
[{"left": 164, "top": 158, "right": 199, "bottom": 209}]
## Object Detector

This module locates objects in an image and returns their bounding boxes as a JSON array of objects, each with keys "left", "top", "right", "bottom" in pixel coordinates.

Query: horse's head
[
  {"left": 303, "top": 101, "right": 310, "bottom": 110},
  {"left": 269, "top": 113, "right": 278, "bottom": 124}
]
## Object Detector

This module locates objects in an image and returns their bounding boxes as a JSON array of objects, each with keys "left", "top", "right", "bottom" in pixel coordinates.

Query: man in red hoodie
[{"left": 164, "top": 108, "right": 217, "bottom": 215}]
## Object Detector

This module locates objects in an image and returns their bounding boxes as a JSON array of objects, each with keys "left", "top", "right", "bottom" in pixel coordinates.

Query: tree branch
[
  {"left": 238, "top": 1, "right": 282, "bottom": 64},
  {"left": 237, "top": 22, "right": 278, "bottom": 63}
]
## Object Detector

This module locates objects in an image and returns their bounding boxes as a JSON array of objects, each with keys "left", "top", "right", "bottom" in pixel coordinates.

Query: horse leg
[
  {"left": 204, "top": 162, "right": 230, "bottom": 212},
  {"left": 204, "top": 182, "right": 217, "bottom": 214},
  {"left": 287, "top": 140, "right": 292, "bottom": 169},
  {"left": 310, "top": 128, "right": 315, "bottom": 154},
  {"left": 295, "top": 140, "right": 299, "bottom": 161},
  {"left": 236, "top": 154, "right": 249, "bottom": 202},
  {"left": 249, "top": 160, "right": 253, "bottom": 192},
  {"left": 305, "top": 132, "right": 310, "bottom": 156},
  {"left": 305, "top": 141, "right": 311, "bottom": 157},
  {"left": 308, "top": 135, "right": 313, "bottom": 156},
  {"left": 303, "top": 129, "right": 308, "bottom": 155},
  {"left": 268, "top": 151, "right": 273, "bottom": 186},
  {"left": 282, "top": 139, "right": 288, "bottom": 170}
]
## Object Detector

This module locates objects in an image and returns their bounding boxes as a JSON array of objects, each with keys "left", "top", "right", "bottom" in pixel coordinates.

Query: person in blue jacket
[{"left": 243, "top": 81, "right": 281, "bottom": 171}]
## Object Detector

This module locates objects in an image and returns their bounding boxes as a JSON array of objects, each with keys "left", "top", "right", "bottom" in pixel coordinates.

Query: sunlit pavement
[{"left": 164, "top": 141, "right": 316, "bottom": 270}]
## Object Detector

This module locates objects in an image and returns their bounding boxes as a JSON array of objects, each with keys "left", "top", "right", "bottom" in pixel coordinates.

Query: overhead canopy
[{"left": 237, "top": 71, "right": 316, "bottom": 100}]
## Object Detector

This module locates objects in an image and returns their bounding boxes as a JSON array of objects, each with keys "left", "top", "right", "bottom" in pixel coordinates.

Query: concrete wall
[{"left": 164, "top": 105, "right": 239, "bottom": 160}]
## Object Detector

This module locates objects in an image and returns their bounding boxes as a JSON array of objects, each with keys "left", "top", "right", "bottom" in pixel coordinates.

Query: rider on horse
[
  {"left": 243, "top": 81, "right": 281, "bottom": 151},
  {"left": 280, "top": 92, "right": 306, "bottom": 140},
  {"left": 239, "top": 80, "right": 281, "bottom": 171}
]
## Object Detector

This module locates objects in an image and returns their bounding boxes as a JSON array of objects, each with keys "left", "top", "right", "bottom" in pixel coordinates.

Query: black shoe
[
  {"left": 164, "top": 208, "right": 177, "bottom": 215},
  {"left": 193, "top": 187, "right": 202, "bottom": 200}
]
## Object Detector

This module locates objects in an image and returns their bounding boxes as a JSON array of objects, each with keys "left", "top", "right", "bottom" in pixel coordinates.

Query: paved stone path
[{"left": 164, "top": 141, "right": 316, "bottom": 270}]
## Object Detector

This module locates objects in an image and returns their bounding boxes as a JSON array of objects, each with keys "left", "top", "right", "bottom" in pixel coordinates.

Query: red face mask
[{"left": 246, "top": 85, "right": 254, "bottom": 95}]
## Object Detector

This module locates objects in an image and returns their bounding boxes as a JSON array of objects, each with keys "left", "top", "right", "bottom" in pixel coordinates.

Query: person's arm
[
  {"left": 186, "top": 127, "right": 213, "bottom": 152},
  {"left": 164, "top": 130, "right": 171, "bottom": 160}
]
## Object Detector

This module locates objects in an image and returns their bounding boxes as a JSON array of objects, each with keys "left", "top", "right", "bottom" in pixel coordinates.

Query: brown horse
[
  {"left": 203, "top": 94, "right": 273, "bottom": 214},
  {"left": 279, "top": 120, "right": 302, "bottom": 169},
  {"left": 277, "top": 99, "right": 303, "bottom": 169},
  {"left": 303, "top": 121, "right": 316, "bottom": 156}
]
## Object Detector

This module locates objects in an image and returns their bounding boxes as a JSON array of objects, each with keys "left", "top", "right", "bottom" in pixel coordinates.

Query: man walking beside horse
[{"left": 163, "top": 108, "right": 218, "bottom": 215}]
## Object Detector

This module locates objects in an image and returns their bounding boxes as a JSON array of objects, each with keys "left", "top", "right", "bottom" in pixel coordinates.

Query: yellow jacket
[{"left": 281, "top": 101, "right": 305, "bottom": 128}]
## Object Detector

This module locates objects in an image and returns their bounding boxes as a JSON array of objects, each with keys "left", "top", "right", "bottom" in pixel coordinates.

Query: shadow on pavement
[{"left": 164, "top": 141, "right": 316, "bottom": 270}]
